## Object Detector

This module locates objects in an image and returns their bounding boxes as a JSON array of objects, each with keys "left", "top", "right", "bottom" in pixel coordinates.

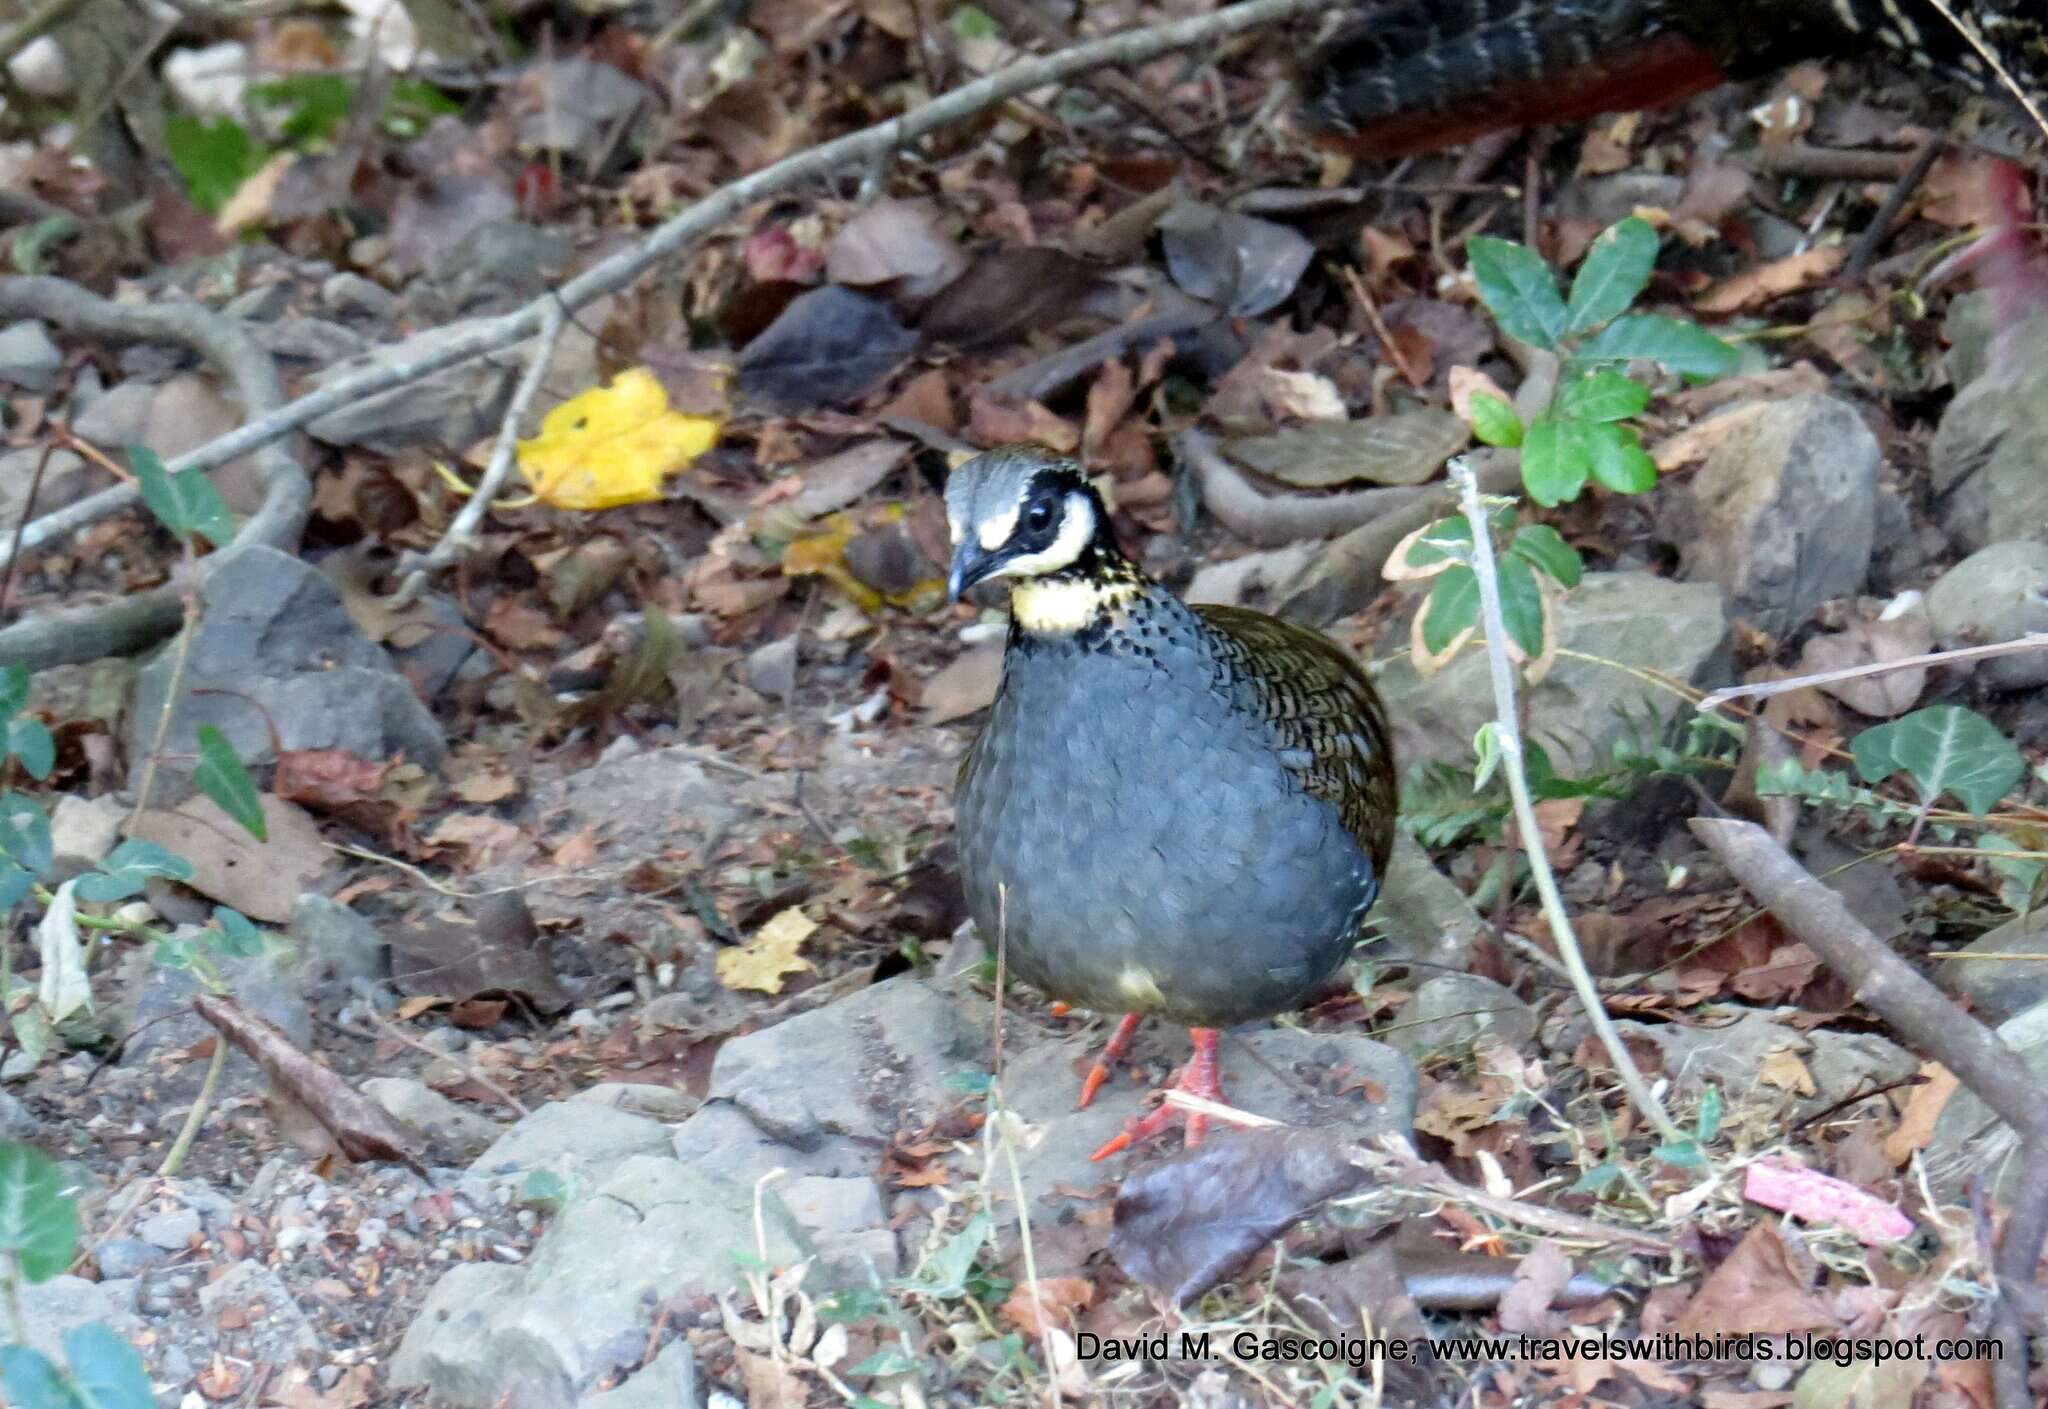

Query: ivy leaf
[
  {"left": 195, "top": 725, "right": 267, "bottom": 842},
  {"left": 899, "top": 1211, "right": 991, "bottom": 1297},
  {"left": 1510, "top": 525, "right": 1582, "bottom": 587},
  {"left": 1557, "top": 370, "right": 1650, "bottom": 423},
  {"left": 1467, "top": 237, "right": 1568, "bottom": 350},
  {"left": 1521, "top": 418, "right": 1591, "bottom": 507},
  {"left": 164, "top": 114, "right": 266, "bottom": 214},
  {"left": 208, "top": 907, "right": 263, "bottom": 958},
  {"left": 1467, "top": 391, "right": 1524, "bottom": 447},
  {"left": 0, "top": 792, "right": 51, "bottom": 876},
  {"left": 0, "top": 861, "right": 31, "bottom": 914},
  {"left": 1852, "top": 705, "right": 2024, "bottom": 816},
  {"left": 0, "top": 664, "right": 27, "bottom": 719},
  {"left": 1584, "top": 421, "right": 1658, "bottom": 494},
  {"left": 1572, "top": 314, "right": 1738, "bottom": 378},
  {"left": 61, "top": 1325, "right": 154, "bottom": 1409},
  {"left": 1496, "top": 554, "right": 1546, "bottom": 658},
  {"left": 1420, "top": 566, "right": 1480, "bottom": 655},
  {"left": 130, "top": 445, "right": 235, "bottom": 548},
  {"left": 0, "top": 1345, "right": 70, "bottom": 1409},
  {"left": 75, "top": 839, "right": 194, "bottom": 905},
  {"left": 1565, "top": 217, "right": 1659, "bottom": 333},
  {"left": 6, "top": 717, "right": 53, "bottom": 780},
  {"left": 0, "top": 1141, "right": 78, "bottom": 1283}
]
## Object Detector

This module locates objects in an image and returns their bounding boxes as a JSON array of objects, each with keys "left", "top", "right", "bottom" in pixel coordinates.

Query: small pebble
[{"left": 137, "top": 1208, "right": 201, "bottom": 1251}]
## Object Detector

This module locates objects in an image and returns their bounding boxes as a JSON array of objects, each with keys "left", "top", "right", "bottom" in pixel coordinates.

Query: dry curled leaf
[{"left": 717, "top": 906, "right": 817, "bottom": 994}]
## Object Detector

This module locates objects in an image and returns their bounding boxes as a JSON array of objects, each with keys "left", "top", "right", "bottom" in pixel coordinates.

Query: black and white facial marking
[{"left": 943, "top": 446, "right": 1137, "bottom": 634}]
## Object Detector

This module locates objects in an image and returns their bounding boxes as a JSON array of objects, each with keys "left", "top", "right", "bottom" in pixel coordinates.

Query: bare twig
[
  {"left": 1450, "top": 456, "right": 1684, "bottom": 1145},
  {"left": 1692, "top": 816, "right": 2048, "bottom": 1409},
  {"left": 0, "top": 279, "right": 308, "bottom": 670},
  {"left": 0, "top": 431, "right": 59, "bottom": 620},
  {"left": 1845, "top": 137, "right": 1944, "bottom": 281},
  {"left": 1696, "top": 633, "right": 2048, "bottom": 712},
  {"left": 0, "top": 0, "right": 1342, "bottom": 578},
  {"left": 388, "top": 302, "right": 566, "bottom": 607}
]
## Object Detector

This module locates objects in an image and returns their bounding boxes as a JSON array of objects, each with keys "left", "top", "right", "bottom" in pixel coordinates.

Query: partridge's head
[{"left": 943, "top": 445, "right": 1106, "bottom": 601}]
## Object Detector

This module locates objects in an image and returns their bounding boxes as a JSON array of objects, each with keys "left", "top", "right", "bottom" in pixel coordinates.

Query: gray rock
[
  {"left": 94, "top": 1238, "right": 167, "bottom": 1280},
  {"left": 1944, "top": 290, "right": 1995, "bottom": 392},
  {"left": 1924, "top": 541, "right": 2048, "bottom": 690},
  {"left": 1395, "top": 974, "right": 1536, "bottom": 1056},
  {"left": 138, "top": 1207, "right": 201, "bottom": 1250},
  {"left": 1685, "top": 395, "right": 1880, "bottom": 636},
  {"left": 1932, "top": 313, "right": 2048, "bottom": 550},
  {"left": 745, "top": 637, "right": 797, "bottom": 700},
  {"left": 1378, "top": 572, "right": 1728, "bottom": 771},
  {"left": 289, "top": 894, "right": 387, "bottom": 987},
  {"left": 68, "top": 380, "right": 154, "bottom": 447},
  {"left": 583, "top": 1339, "right": 702, "bottom": 1409},
  {"left": 306, "top": 318, "right": 520, "bottom": 451},
  {"left": 322, "top": 272, "right": 398, "bottom": 321},
  {"left": 389, "top": 594, "right": 482, "bottom": 700},
  {"left": 1801, "top": 1029, "right": 1918, "bottom": 1118},
  {"left": 1943, "top": 908, "right": 2048, "bottom": 1025},
  {"left": 50, "top": 793, "right": 124, "bottom": 880},
  {"left": 1926, "top": 998, "right": 2048, "bottom": 1201},
  {"left": 467, "top": 1100, "right": 672, "bottom": 1179},
  {"left": 0, "top": 446, "right": 91, "bottom": 525},
  {"left": 1560, "top": 174, "right": 1686, "bottom": 229},
  {"left": 672, "top": 975, "right": 1417, "bottom": 1217},
  {"left": 126, "top": 545, "right": 445, "bottom": 798},
  {"left": 363, "top": 1078, "right": 506, "bottom": 1164},
  {"left": 569, "top": 1082, "right": 698, "bottom": 1122},
  {"left": 1367, "top": 835, "right": 1485, "bottom": 972},
  {"left": 1602, "top": 1009, "right": 1798, "bottom": 1096},
  {"left": 196, "top": 1260, "right": 323, "bottom": 1359},
  {"left": 431, "top": 220, "right": 571, "bottom": 316},
  {"left": 780, "top": 1175, "right": 896, "bottom": 1282},
  {"left": 223, "top": 282, "right": 291, "bottom": 321},
  {"left": 254, "top": 317, "right": 367, "bottom": 363},
  {"left": 390, "top": 1156, "right": 805, "bottom": 1409},
  {"left": 17, "top": 1275, "right": 143, "bottom": 1361},
  {"left": 119, "top": 941, "right": 310, "bottom": 1095},
  {"left": 0, "top": 319, "right": 61, "bottom": 390},
  {"left": 0, "top": 1089, "right": 35, "bottom": 1139}
]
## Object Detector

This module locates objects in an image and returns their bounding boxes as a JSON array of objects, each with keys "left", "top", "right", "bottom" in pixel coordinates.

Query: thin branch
[
  {"left": 0, "top": 279, "right": 309, "bottom": 670},
  {"left": 0, "top": 0, "right": 1343, "bottom": 577},
  {"left": 1696, "top": 633, "right": 2048, "bottom": 713},
  {"left": 1921, "top": 0, "right": 2048, "bottom": 144},
  {"left": 387, "top": 302, "right": 565, "bottom": 607},
  {"left": 1450, "top": 456, "right": 1684, "bottom": 1145}
]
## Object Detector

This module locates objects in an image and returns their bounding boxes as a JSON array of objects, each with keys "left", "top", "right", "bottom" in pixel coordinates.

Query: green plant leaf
[
  {"left": 949, "top": 4, "right": 1000, "bottom": 39},
  {"left": 1510, "top": 524, "right": 1582, "bottom": 587},
  {"left": 129, "top": 446, "right": 235, "bottom": 548},
  {"left": 901, "top": 1211, "right": 990, "bottom": 1297},
  {"left": 0, "top": 792, "right": 51, "bottom": 876},
  {"left": 1851, "top": 705, "right": 2024, "bottom": 816},
  {"left": 208, "top": 907, "right": 263, "bottom": 958},
  {"left": 0, "top": 663, "right": 28, "bottom": 720},
  {"left": 1584, "top": 421, "right": 1658, "bottom": 494},
  {"left": 1566, "top": 217, "right": 1659, "bottom": 332},
  {"left": 7, "top": 717, "right": 53, "bottom": 780},
  {"left": 1572, "top": 1162, "right": 1622, "bottom": 1194},
  {"left": 75, "top": 839, "right": 194, "bottom": 904},
  {"left": 1467, "top": 237, "right": 1568, "bottom": 350},
  {"left": 1467, "top": 391, "right": 1524, "bottom": 447},
  {"left": 1695, "top": 1086, "right": 1722, "bottom": 1144},
  {"left": 195, "top": 726, "right": 267, "bottom": 841},
  {"left": 249, "top": 74, "right": 353, "bottom": 148},
  {"left": 1420, "top": 566, "right": 1479, "bottom": 655},
  {"left": 10, "top": 214, "right": 78, "bottom": 278},
  {"left": 0, "top": 861, "right": 31, "bottom": 914},
  {"left": 61, "top": 1325, "right": 154, "bottom": 1409},
  {"left": 850, "top": 1347, "right": 920, "bottom": 1376},
  {"left": 1403, "top": 516, "right": 1475, "bottom": 570},
  {"left": 1496, "top": 554, "right": 1546, "bottom": 657},
  {"left": 1653, "top": 1139, "right": 1707, "bottom": 1169},
  {"left": 1557, "top": 370, "right": 1650, "bottom": 423},
  {"left": 1520, "top": 418, "right": 1590, "bottom": 506},
  {"left": 0, "top": 1345, "right": 73, "bottom": 1409},
  {"left": 164, "top": 115, "right": 267, "bottom": 215},
  {"left": 1572, "top": 314, "right": 1739, "bottom": 378},
  {"left": 0, "top": 1141, "right": 79, "bottom": 1283}
]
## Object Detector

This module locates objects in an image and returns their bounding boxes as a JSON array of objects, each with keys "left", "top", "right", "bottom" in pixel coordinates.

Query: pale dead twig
[{"left": 1696, "top": 633, "right": 2048, "bottom": 713}]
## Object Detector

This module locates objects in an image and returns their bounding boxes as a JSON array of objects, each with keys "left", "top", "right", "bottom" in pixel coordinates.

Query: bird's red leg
[
  {"left": 1090, "top": 1028, "right": 1223, "bottom": 1161},
  {"left": 1077, "top": 1012, "right": 1143, "bottom": 1109}
]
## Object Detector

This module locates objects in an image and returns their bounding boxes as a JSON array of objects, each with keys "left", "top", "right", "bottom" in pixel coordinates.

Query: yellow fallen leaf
[
  {"left": 715, "top": 906, "right": 817, "bottom": 994},
  {"left": 782, "top": 513, "right": 883, "bottom": 614},
  {"left": 517, "top": 367, "right": 721, "bottom": 510}
]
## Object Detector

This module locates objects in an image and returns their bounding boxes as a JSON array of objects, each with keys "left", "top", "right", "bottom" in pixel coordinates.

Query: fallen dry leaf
[
  {"left": 1695, "top": 246, "right": 1845, "bottom": 314},
  {"left": 517, "top": 367, "right": 722, "bottom": 510},
  {"left": 128, "top": 794, "right": 332, "bottom": 924},
  {"left": 1000, "top": 1276, "right": 1094, "bottom": 1334},
  {"left": 1884, "top": 1063, "right": 1958, "bottom": 1165},
  {"left": 921, "top": 646, "right": 1003, "bottom": 724},
  {"left": 1674, "top": 1222, "right": 1837, "bottom": 1336},
  {"left": 717, "top": 906, "right": 817, "bottom": 994}
]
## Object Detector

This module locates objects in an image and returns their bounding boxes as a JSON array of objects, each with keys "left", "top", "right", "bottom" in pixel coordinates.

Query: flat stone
[
  {"left": 17, "top": 1275, "right": 143, "bottom": 1362},
  {"left": 93, "top": 1238, "right": 168, "bottom": 1279},
  {"left": 1924, "top": 541, "right": 2048, "bottom": 690},
  {"left": 0, "top": 1089, "right": 35, "bottom": 1140},
  {"left": 119, "top": 940, "right": 310, "bottom": 1097},
  {"left": 137, "top": 1207, "right": 201, "bottom": 1251},
  {"left": 0, "top": 446, "right": 92, "bottom": 525},
  {"left": 126, "top": 544, "right": 445, "bottom": 799},
  {"left": 196, "top": 1260, "right": 323, "bottom": 1359},
  {"left": 746, "top": 636, "right": 797, "bottom": 700},
  {"left": 569, "top": 1083, "right": 698, "bottom": 1122},
  {"left": 1368, "top": 835, "right": 1485, "bottom": 971},
  {"left": 0, "top": 319, "right": 61, "bottom": 390},
  {"left": 223, "top": 282, "right": 291, "bottom": 321},
  {"left": 390, "top": 1156, "right": 805, "bottom": 1409},
  {"left": 1395, "top": 974, "right": 1537, "bottom": 1056},
  {"left": 50, "top": 793, "right": 124, "bottom": 881},
  {"left": 289, "top": 893, "right": 387, "bottom": 987},
  {"left": 322, "top": 272, "right": 398, "bottom": 320},
  {"left": 1943, "top": 908, "right": 2048, "bottom": 1025},
  {"left": 1377, "top": 572, "right": 1728, "bottom": 772},
  {"left": 467, "top": 1101, "right": 673, "bottom": 1180},
  {"left": 1932, "top": 313, "right": 2048, "bottom": 550},
  {"left": 254, "top": 317, "right": 366, "bottom": 363},
  {"left": 306, "top": 318, "right": 520, "bottom": 452},
  {"left": 1685, "top": 395, "right": 1880, "bottom": 636},
  {"left": 363, "top": 1078, "right": 506, "bottom": 1164}
]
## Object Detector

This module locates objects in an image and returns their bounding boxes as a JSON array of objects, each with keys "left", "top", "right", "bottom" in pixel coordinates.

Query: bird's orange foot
[
  {"left": 1077, "top": 1012, "right": 1142, "bottom": 1109},
  {"left": 1090, "top": 1027, "right": 1222, "bottom": 1161}
]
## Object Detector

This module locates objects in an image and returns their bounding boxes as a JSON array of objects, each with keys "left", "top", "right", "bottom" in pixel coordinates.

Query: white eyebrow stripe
[{"left": 977, "top": 504, "right": 1019, "bottom": 551}]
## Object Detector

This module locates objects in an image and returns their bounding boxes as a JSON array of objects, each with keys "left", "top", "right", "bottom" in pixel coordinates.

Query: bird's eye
[{"left": 1025, "top": 499, "right": 1057, "bottom": 534}]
